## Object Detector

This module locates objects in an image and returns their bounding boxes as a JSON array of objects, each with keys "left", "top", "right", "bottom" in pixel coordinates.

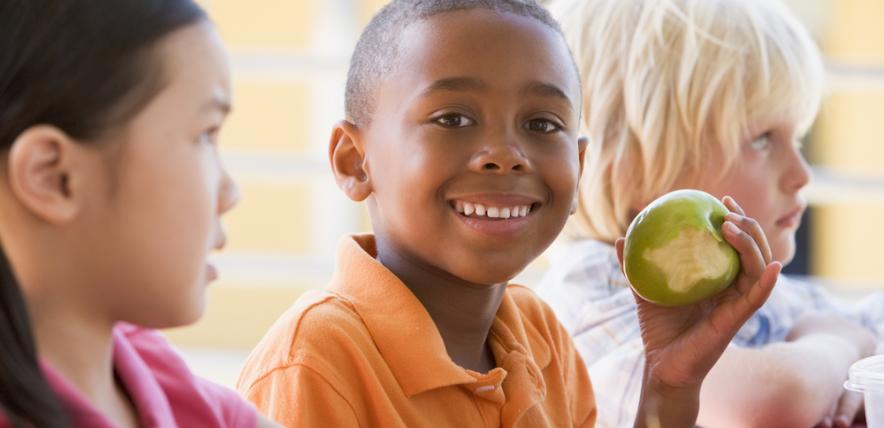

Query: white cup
[{"left": 844, "top": 354, "right": 884, "bottom": 428}]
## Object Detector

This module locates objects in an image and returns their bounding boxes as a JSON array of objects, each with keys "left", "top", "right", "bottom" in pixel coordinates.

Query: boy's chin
[
  {"left": 453, "top": 266, "right": 522, "bottom": 287},
  {"left": 771, "top": 236, "right": 796, "bottom": 266}
]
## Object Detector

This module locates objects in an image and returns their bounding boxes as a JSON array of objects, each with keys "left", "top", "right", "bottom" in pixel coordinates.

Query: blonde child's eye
[
  {"left": 199, "top": 127, "right": 220, "bottom": 145},
  {"left": 434, "top": 113, "right": 475, "bottom": 128},
  {"left": 750, "top": 133, "right": 771, "bottom": 151},
  {"left": 526, "top": 118, "right": 562, "bottom": 134}
]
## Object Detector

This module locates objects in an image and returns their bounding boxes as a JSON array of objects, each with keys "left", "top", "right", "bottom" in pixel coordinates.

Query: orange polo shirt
[{"left": 236, "top": 234, "right": 596, "bottom": 427}]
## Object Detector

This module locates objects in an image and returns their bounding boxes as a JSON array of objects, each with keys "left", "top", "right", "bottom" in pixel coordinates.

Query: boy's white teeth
[
  {"left": 453, "top": 201, "right": 533, "bottom": 219},
  {"left": 464, "top": 203, "right": 475, "bottom": 216}
]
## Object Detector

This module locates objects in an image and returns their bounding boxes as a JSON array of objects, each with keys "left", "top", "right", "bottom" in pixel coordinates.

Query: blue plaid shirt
[{"left": 536, "top": 239, "right": 884, "bottom": 428}]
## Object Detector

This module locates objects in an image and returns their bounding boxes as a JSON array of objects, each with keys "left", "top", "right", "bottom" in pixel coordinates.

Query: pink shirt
[{"left": 2, "top": 323, "right": 257, "bottom": 428}]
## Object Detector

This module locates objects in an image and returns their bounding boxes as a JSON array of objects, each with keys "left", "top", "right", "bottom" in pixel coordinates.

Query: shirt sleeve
[
  {"left": 116, "top": 324, "right": 258, "bottom": 428},
  {"left": 194, "top": 377, "right": 260, "bottom": 428},
  {"left": 239, "top": 364, "right": 359, "bottom": 428}
]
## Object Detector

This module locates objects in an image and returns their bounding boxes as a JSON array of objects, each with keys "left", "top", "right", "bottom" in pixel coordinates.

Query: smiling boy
[{"left": 236, "top": 1, "right": 779, "bottom": 427}]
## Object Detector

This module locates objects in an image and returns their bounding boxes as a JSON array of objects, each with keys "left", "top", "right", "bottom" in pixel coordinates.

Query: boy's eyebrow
[
  {"left": 203, "top": 95, "right": 232, "bottom": 115},
  {"left": 419, "top": 77, "right": 487, "bottom": 96},
  {"left": 522, "top": 81, "right": 574, "bottom": 110}
]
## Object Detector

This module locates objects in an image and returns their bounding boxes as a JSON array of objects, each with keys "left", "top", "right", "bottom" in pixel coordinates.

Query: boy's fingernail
[
  {"left": 724, "top": 221, "right": 739, "bottom": 234},
  {"left": 725, "top": 212, "right": 741, "bottom": 222}
]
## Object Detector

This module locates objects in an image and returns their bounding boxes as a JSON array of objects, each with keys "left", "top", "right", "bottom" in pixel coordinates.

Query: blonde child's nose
[{"left": 783, "top": 145, "right": 812, "bottom": 191}]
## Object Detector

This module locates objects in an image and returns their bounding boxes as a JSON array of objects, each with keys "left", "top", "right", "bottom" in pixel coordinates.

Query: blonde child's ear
[
  {"left": 7, "top": 125, "right": 81, "bottom": 224},
  {"left": 571, "top": 135, "right": 590, "bottom": 215},
  {"left": 329, "top": 120, "right": 372, "bottom": 202}
]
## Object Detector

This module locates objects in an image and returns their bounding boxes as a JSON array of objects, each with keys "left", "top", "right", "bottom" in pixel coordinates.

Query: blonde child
[
  {"left": 0, "top": 1, "right": 278, "bottom": 426},
  {"left": 237, "top": 0, "right": 781, "bottom": 426},
  {"left": 537, "top": 0, "right": 883, "bottom": 427}
]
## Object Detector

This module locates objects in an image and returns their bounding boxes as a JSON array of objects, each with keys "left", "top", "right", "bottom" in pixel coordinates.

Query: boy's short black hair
[{"left": 345, "top": 0, "right": 566, "bottom": 126}]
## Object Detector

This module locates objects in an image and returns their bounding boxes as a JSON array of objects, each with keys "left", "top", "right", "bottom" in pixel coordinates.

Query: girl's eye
[
  {"left": 526, "top": 118, "right": 562, "bottom": 134},
  {"left": 434, "top": 113, "right": 475, "bottom": 128},
  {"left": 750, "top": 132, "right": 772, "bottom": 151}
]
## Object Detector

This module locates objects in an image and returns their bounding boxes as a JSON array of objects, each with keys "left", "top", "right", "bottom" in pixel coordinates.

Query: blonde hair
[{"left": 551, "top": 0, "right": 825, "bottom": 243}]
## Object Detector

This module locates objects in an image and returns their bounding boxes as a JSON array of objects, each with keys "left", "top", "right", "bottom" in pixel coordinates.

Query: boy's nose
[
  {"left": 469, "top": 139, "right": 531, "bottom": 174},
  {"left": 480, "top": 159, "right": 525, "bottom": 172},
  {"left": 782, "top": 143, "right": 812, "bottom": 192}
]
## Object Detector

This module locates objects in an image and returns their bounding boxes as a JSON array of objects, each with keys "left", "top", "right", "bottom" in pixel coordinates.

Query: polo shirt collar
[{"left": 328, "top": 234, "right": 551, "bottom": 398}]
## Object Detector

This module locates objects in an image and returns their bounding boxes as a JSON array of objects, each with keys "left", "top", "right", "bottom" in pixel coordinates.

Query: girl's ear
[
  {"left": 7, "top": 125, "right": 82, "bottom": 224},
  {"left": 329, "top": 120, "right": 372, "bottom": 202}
]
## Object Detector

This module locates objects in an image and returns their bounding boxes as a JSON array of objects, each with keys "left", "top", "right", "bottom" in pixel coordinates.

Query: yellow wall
[
  {"left": 824, "top": 0, "right": 884, "bottom": 65},
  {"left": 223, "top": 81, "right": 312, "bottom": 153},
  {"left": 205, "top": 0, "right": 315, "bottom": 50},
  {"left": 812, "top": 0, "right": 884, "bottom": 288}
]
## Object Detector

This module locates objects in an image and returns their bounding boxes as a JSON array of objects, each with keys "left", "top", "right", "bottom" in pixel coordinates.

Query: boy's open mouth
[{"left": 451, "top": 200, "right": 539, "bottom": 219}]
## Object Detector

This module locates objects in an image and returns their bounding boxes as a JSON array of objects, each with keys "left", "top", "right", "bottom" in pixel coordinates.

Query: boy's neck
[{"left": 375, "top": 237, "right": 507, "bottom": 373}]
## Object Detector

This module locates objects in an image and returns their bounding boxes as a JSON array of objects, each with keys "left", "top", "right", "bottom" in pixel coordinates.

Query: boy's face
[
  {"left": 350, "top": 9, "right": 585, "bottom": 285},
  {"left": 702, "top": 120, "right": 811, "bottom": 264}
]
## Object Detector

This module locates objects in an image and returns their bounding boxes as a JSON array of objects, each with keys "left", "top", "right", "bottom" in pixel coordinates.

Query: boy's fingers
[
  {"left": 725, "top": 213, "right": 773, "bottom": 264},
  {"left": 745, "top": 261, "right": 779, "bottom": 310},
  {"left": 723, "top": 195, "right": 746, "bottom": 216},
  {"left": 723, "top": 221, "right": 766, "bottom": 279},
  {"left": 834, "top": 391, "right": 863, "bottom": 428}
]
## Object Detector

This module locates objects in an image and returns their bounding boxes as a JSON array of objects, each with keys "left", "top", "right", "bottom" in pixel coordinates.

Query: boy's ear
[
  {"left": 571, "top": 135, "right": 590, "bottom": 215},
  {"left": 576, "top": 135, "right": 588, "bottom": 178},
  {"left": 7, "top": 125, "right": 81, "bottom": 224},
  {"left": 329, "top": 120, "right": 372, "bottom": 202}
]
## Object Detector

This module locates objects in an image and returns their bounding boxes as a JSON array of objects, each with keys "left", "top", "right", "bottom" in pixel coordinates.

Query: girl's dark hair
[{"left": 0, "top": 1, "right": 206, "bottom": 426}]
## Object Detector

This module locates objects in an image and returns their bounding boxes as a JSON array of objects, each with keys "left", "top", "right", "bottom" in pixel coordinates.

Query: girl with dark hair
[{"left": 0, "top": 1, "right": 278, "bottom": 427}]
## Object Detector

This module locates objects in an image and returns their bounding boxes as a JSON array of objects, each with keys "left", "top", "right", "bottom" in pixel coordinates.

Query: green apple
[{"left": 623, "top": 189, "right": 741, "bottom": 307}]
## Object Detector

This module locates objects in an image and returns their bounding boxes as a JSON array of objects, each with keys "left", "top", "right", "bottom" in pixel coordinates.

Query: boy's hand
[
  {"left": 786, "top": 313, "right": 877, "bottom": 357},
  {"left": 815, "top": 390, "right": 864, "bottom": 428},
  {"left": 788, "top": 313, "right": 875, "bottom": 428},
  {"left": 622, "top": 196, "right": 781, "bottom": 427}
]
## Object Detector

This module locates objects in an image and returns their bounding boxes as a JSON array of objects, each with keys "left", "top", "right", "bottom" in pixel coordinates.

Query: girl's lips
[{"left": 206, "top": 262, "right": 218, "bottom": 282}]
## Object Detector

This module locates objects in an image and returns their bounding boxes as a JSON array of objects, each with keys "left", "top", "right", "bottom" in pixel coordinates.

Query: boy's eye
[
  {"left": 199, "top": 127, "right": 220, "bottom": 145},
  {"left": 749, "top": 132, "right": 772, "bottom": 151},
  {"left": 434, "top": 113, "right": 475, "bottom": 128},
  {"left": 526, "top": 118, "right": 562, "bottom": 134}
]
